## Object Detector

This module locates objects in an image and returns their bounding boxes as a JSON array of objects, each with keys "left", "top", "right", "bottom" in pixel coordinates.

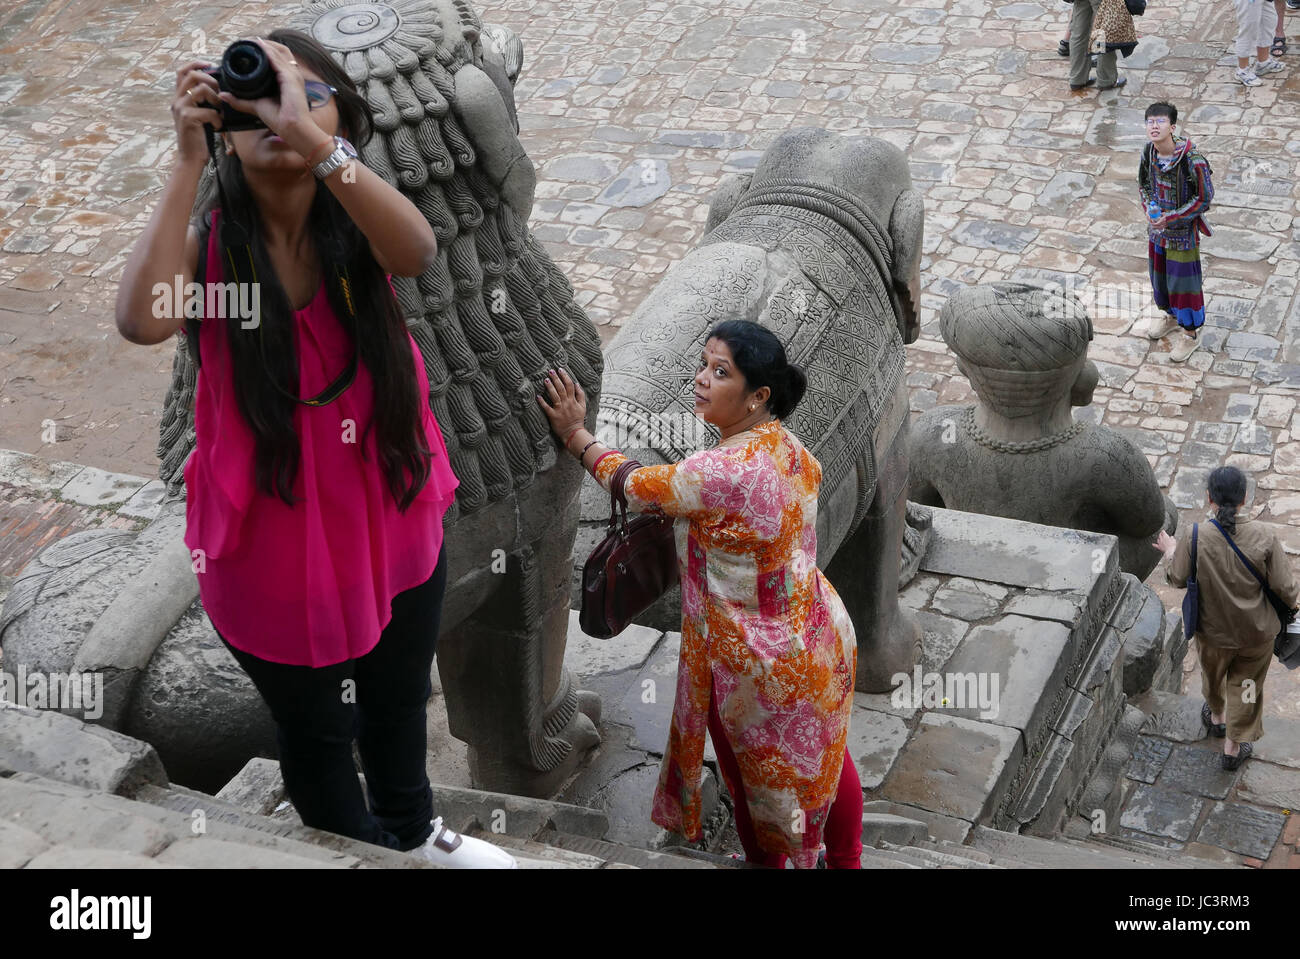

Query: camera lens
[{"left": 221, "top": 40, "right": 276, "bottom": 101}]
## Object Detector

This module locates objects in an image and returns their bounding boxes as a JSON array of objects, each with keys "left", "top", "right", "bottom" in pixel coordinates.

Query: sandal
[
  {"left": 1201, "top": 702, "right": 1226, "bottom": 738},
  {"left": 1272, "top": 36, "right": 1287, "bottom": 57},
  {"left": 1221, "top": 740, "right": 1252, "bottom": 771}
]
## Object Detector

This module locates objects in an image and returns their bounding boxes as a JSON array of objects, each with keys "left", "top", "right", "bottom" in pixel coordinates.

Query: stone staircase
[{"left": 0, "top": 696, "right": 1260, "bottom": 869}]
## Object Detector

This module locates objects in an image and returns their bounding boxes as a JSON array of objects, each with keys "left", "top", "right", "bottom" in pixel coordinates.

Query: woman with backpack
[{"left": 1155, "top": 467, "right": 1299, "bottom": 770}]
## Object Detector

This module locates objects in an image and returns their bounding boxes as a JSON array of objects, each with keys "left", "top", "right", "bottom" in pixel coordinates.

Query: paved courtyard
[{"left": 0, "top": 0, "right": 1299, "bottom": 862}]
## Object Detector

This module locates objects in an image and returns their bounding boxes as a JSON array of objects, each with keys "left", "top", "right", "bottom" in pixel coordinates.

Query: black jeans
[{"left": 218, "top": 550, "right": 447, "bottom": 851}]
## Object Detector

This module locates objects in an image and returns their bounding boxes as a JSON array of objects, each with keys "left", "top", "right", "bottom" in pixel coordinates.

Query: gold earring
[{"left": 749, "top": 405, "right": 755, "bottom": 412}]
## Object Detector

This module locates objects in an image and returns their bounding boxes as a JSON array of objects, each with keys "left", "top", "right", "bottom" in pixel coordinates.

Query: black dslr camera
[{"left": 202, "top": 40, "right": 277, "bottom": 132}]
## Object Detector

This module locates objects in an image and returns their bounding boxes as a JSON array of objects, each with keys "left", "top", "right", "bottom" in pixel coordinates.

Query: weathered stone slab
[
  {"left": 1157, "top": 743, "right": 1237, "bottom": 800},
  {"left": 215, "top": 757, "right": 285, "bottom": 816},
  {"left": 0, "top": 704, "right": 168, "bottom": 796},
  {"left": 879, "top": 713, "right": 1022, "bottom": 823},
  {"left": 870, "top": 43, "right": 944, "bottom": 65},
  {"left": 1237, "top": 762, "right": 1300, "bottom": 811},
  {"left": 930, "top": 578, "right": 1006, "bottom": 621},
  {"left": 943, "top": 616, "right": 1072, "bottom": 753},
  {"left": 57, "top": 466, "right": 148, "bottom": 508},
  {"left": 155, "top": 837, "right": 342, "bottom": 868},
  {"left": 596, "top": 160, "right": 671, "bottom": 207},
  {"left": 612, "top": 631, "right": 713, "bottom": 762},
  {"left": 0, "top": 450, "right": 83, "bottom": 491},
  {"left": 861, "top": 800, "right": 971, "bottom": 844},
  {"left": 922, "top": 508, "right": 1114, "bottom": 594},
  {"left": 1002, "top": 590, "right": 1086, "bottom": 626},
  {"left": 1206, "top": 225, "right": 1280, "bottom": 262},
  {"left": 23, "top": 847, "right": 166, "bottom": 868},
  {"left": 117, "top": 479, "right": 167, "bottom": 520},
  {"left": 1133, "top": 690, "right": 1207, "bottom": 743},
  {"left": 1036, "top": 171, "right": 1096, "bottom": 209},
  {"left": 916, "top": 609, "right": 968, "bottom": 671},
  {"left": 0, "top": 776, "right": 180, "bottom": 855},
  {"left": 1118, "top": 784, "right": 1202, "bottom": 841},
  {"left": 1253, "top": 717, "right": 1300, "bottom": 769},
  {"left": 1125, "top": 736, "right": 1173, "bottom": 784},
  {"left": 847, "top": 704, "right": 909, "bottom": 790},
  {"left": 564, "top": 610, "right": 663, "bottom": 679},
  {"left": 951, "top": 219, "right": 1039, "bottom": 254},
  {"left": 1195, "top": 801, "right": 1286, "bottom": 859},
  {"left": 0, "top": 819, "right": 48, "bottom": 868},
  {"left": 860, "top": 812, "right": 928, "bottom": 847}
]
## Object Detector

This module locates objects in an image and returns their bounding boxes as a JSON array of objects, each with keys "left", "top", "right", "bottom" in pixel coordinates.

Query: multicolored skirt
[{"left": 1149, "top": 241, "right": 1205, "bottom": 330}]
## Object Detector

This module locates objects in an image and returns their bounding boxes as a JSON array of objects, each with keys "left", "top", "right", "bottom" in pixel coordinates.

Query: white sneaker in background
[
  {"left": 1144, "top": 313, "right": 1181, "bottom": 339},
  {"left": 1170, "top": 335, "right": 1200, "bottom": 363},
  {"left": 412, "top": 817, "right": 518, "bottom": 868},
  {"left": 1253, "top": 58, "right": 1285, "bottom": 76},
  {"left": 1235, "top": 67, "right": 1263, "bottom": 86}
]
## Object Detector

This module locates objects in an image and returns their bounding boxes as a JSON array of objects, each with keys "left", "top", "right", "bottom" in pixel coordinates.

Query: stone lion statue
[{"left": 1, "top": 0, "right": 604, "bottom": 797}]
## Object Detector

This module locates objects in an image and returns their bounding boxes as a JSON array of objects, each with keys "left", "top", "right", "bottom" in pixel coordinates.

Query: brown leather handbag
[{"left": 579, "top": 459, "right": 679, "bottom": 638}]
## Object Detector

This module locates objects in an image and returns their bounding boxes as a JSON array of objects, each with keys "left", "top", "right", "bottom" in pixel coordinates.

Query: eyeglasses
[
  {"left": 304, "top": 81, "right": 338, "bottom": 110},
  {"left": 1144, "top": 118, "right": 1170, "bottom": 127}
]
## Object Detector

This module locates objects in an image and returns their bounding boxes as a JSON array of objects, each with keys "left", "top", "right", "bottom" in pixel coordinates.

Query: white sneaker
[
  {"left": 1254, "top": 58, "right": 1285, "bottom": 76},
  {"left": 1170, "top": 334, "right": 1200, "bottom": 363},
  {"left": 1144, "top": 313, "right": 1181, "bottom": 339},
  {"left": 1235, "top": 67, "right": 1263, "bottom": 86},
  {"left": 412, "top": 817, "right": 518, "bottom": 868}
]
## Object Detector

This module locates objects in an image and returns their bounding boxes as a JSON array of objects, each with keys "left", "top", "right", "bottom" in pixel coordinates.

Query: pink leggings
[{"left": 707, "top": 690, "right": 863, "bottom": 869}]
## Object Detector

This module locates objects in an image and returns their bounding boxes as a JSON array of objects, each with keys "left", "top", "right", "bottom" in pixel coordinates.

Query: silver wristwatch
[{"left": 312, "top": 136, "right": 359, "bottom": 179}]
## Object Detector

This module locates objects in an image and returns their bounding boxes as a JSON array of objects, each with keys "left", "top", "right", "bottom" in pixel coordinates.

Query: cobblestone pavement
[{"left": 1, "top": 1, "right": 1299, "bottom": 801}]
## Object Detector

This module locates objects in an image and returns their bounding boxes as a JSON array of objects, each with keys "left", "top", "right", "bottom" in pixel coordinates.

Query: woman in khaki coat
[{"left": 1156, "top": 467, "right": 1299, "bottom": 769}]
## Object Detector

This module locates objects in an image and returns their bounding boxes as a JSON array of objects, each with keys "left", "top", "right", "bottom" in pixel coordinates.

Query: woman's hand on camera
[
  {"left": 537, "top": 368, "right": 586, "bottom": 440},
  {"left": 217, "top": 38, "right": 322, "bottom": 157},
  {"left": 172, "top": 62, "right": 221, "bottom": 169}
]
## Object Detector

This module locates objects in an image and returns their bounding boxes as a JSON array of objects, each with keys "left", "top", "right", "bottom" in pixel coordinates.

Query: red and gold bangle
[{"left": 592, "top": 450, "right": 619, "bottom": 472}]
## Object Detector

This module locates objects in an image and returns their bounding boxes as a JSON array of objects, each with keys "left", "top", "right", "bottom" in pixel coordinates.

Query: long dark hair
[
  {"left": 195, "top": 28, "right": 431, "bottom": 511},
  {"left": 706, "top": 320, "right": 807, "bottom": 419},
  {"left": 1208, "top": 465, "right": 1247, "bottom": 534}
]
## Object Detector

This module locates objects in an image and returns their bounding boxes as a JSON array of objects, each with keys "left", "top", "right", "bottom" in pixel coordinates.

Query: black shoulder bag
[
  {"left": 1209, "top": 519, "right": 1300, "bottom": 669},
  {"left": 1182, "top": 523, "right": 1199, "bottom": 641}
]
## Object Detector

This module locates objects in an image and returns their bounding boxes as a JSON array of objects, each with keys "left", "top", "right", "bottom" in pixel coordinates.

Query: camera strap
[{"left": 195, "top": 125, "right": 359, "bottom": 407}]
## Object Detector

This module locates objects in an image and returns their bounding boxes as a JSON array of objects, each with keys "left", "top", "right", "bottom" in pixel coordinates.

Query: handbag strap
[
  {"left": 1189, "top": 523, "right": 1197, "bottom": 581},
  {"left": 608, "top": 459, "right": 640, "bottom": 532},
  {"left": 1208, "top": 519, "right": 1292, "bottom": 618}
]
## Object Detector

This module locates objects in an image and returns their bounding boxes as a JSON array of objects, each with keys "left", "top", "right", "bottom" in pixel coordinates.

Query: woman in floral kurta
[{"left": 539, "top": 321, "right": 863, "bottom": 869}]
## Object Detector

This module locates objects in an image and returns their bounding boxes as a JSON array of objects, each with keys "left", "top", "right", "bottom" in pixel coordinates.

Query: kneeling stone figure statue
[{"left": 908, "top": 281, "right": 1178, "bottom": 581}]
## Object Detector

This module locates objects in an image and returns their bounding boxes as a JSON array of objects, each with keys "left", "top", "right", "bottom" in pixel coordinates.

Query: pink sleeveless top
[{"left": 183, "top": 210, "right": 459, "bottom": 667}]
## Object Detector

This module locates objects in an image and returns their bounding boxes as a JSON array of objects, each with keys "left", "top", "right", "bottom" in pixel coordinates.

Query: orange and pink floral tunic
[{"left": 593, "top": 419, "right": 856, "bottom": 867}]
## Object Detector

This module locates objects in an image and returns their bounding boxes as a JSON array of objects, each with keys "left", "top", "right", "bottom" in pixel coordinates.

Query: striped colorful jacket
[{"left": 1138, "top": 135, "right": 1213, "bottom": 252}]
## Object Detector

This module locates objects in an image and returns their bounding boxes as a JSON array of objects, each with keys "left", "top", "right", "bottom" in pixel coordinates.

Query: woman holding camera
[
  {"left": 539, "top": 321, "right": 863, "bottom": 869},
  {"left": 114, "top": 29, "right": 513, "bottom": 867},
  {"left": 1156, "top": 466, "right": 1299, "bottom": 770}
]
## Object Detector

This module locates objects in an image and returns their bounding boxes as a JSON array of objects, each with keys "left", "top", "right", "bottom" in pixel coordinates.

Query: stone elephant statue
[
  {"left": 0, "top": 0, "right": 604, "bottom": 797},
  {"left": 580, "top": 128, "right": 926, "bottom": 692}
]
